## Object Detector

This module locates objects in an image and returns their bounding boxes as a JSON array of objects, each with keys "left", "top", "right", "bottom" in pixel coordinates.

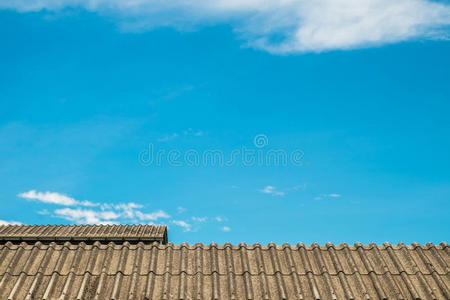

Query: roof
[
  {"left": 0, "top": 224, "right": 168, "bottom": 244},
  {"left": 0, "top": 226, "right": 448, "bottom": 299}
]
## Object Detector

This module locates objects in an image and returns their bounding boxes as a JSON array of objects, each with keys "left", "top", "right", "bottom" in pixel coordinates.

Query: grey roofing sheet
[
  {"left": 0, "top": 225, "right": 167, "bottom": 243},
  {"left": 0, "top": 239, "right": 448, "bottom": 299}
]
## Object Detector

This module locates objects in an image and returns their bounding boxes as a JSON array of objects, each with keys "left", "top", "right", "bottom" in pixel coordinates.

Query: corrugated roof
[
  {"left": 0, "top": 225, "right": 167, "bottom": 243},
  {"left": 0, "top": 238, "right": 448, "bottom": 299}
]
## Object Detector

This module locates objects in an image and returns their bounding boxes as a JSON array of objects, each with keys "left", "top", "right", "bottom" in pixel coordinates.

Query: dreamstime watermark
[{"left": 138, "top": 134, "right": 304, "bottom": 167}]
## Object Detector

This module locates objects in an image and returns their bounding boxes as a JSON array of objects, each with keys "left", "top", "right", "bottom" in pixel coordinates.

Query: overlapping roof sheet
[
  {"left": 0, "top": 225, "right": 448, "bottom": 299},
  {"left": 0, "top": 225, "right": 167, "bottom": 243}
]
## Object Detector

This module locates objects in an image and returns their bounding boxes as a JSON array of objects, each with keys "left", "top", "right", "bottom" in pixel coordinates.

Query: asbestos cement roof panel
[
  {"left": 0, "top": 224, "right": 168, "bottom": 243},
  {"left": 0, "top": 239, "right": 448, "bottom": 299}
]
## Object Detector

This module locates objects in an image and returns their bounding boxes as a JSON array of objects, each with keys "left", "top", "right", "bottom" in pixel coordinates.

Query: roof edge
[{"left": 0, "top": 224, "right": 168, "bottom": 244}]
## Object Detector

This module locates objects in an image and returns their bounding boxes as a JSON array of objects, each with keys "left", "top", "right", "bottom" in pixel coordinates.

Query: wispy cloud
[
  {"left": 260, "top": 185, "right": 285, "bottom": 196},
  {"left": 1, "top": 0, "right": 449, "bottom": 53},
  {"left": 18, "top": 190, "right": 170, "bottom": 224},
  {"left": 184, "top": 128, "right": 203, "bottom": 137},
  {"left": 150, "top": 85, "right": 195, "bottom": 104},
  {"left": 135, "top": 210, "right": 170, "bottom": 221},
  {"left": 157, "top": 128, "right": 203, "bottom": 142},
  {"left": 314, "top": 193, "right": 342, "bottom": 200},
  {"left": 172, "top": 220, "right": 192, "bottom": 232},
  {"left": 192, "top": 216, "right": 208, "bottom": 222},
  {"left": 221, "top": 226, "right": 231, "bottom": 232},
  {"left": 53, "top": 204, "right": 170, "bottom": 224},
  {"left": 18, "top": 190, "right": 96, "bottom": 206},
  {"left": 15, "top": 190, "right": 228, "bottom": 231},
  {"left": 37, "top": 209, "right": 50, "bottom": 215},
  {"left": 290, "top": 184, "right": 307, "bottom": 191},
  {"left": 0, "top": 220, "right": 22, "bottom": 225},
  {"left": 328, "top": 193, "right": 341, "bottom": 198},
  {"left": 54, "top": 208, "right": 120, "bottom": 224},
  {"left": 157, "top": 133, "right": 179, "bottom": 142}
]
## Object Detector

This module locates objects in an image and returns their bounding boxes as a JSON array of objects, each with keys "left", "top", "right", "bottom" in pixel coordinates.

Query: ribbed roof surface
[
  {"left": 0, "top": 225, "right": 167, "bottom": 243},
  {"left": 0, "top": 240, "right": 448, "bottom": 299}
]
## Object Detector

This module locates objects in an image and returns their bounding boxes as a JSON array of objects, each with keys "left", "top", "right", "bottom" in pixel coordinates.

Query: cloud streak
[
  {"left": 172, "top": 220, "right": 192, "bottom": 232},
  {"left": 17, "top": 190, "right": 170, "bottom": 224},
  {"left": 260, "top": 185, "right": 285, "bottom": 196},
  {"left": 136, "top": 210, "right": 170, "bottom": 221},
  {"left": 53, "top": 204, "right": 171, "bottom": 224},
  {"left": 13, "top": 190, "right": 229, "bottom": 233},
  {"left": 0, "top": 220, "right": 22, "bottom": 225},
  {"left": 314, "top": 193, "right": 342, "bottom": 200},
  {"left": 54, "top": 208, "right": 120, "bottom": 224},
  {"left": 1, "top": 0, "right": 449, "bottom": 53},
  {"left": 18, "top": 190, "right": 96, "bottom": 206}
]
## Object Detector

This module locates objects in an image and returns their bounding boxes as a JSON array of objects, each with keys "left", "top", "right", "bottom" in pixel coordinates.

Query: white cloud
[
  {"left": 314, "top": 193, "right": 342, "bottom": 200},
  {"left": 54, "top": 208, "right": 120, "bottom": 224},
  {"left": 37, "top": 209, "right": 50, "bottom": 215},
  {"left": 0, "top": 220, "right": 22, "bottom": 225},
  {"left": 1, "top": 0, "right": 449, "bottom": 53},
  {"left": 18, "top": 190, "right": 170, "bottom": 224},
  {"left": 290, "top": 184, "right": 307, "bottom": 191},
  {"left": 253, "top": 0, "right": 450, "bottom": 53},
  {"left": 136, "top": 210, "right": 170, "bottom": 221},
  {"left": 184, "top": 128, "right": 204, "bottom": 136},
  {"left": 328, "top": 193, "right": 341, "bottom": 198},
  {"left": 16, "top": 190, "right": 217, "bottom": 227},
  {"left": 157, "top": 133, "right": 179, "bottom": 142},
  {"left": 54, "top": 205, "right": 170, "bottom": 224},
  {"left": 18, "top": 190, "right": 77, "bottom": 206},
  {"left": 111, "top": 202, "right": 143, "bottom": 218},
  {"left": 18, "top": 190, "right": 96, "bottom": 206},
  {"left": 261, "top": 186, "right": 274, "bottom": 193},
  {"left": 113, "top": 202, "right": 143, "bottom": 210},
  {"left": 172, "top": 220, "right": 192, "bottom": 231},
  {"left": 222, "top": 226, "right": 231, "bottom": 232},
  {"left": 260, "top": 185, "right": 285, "bottom": 196}
]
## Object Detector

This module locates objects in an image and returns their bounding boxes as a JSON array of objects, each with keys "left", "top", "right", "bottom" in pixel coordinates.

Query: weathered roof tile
[
  {"left": 0, "top": 224, "right": 167, "bottom": 243},
  {"left": 0, "top": 225, "right": 448, "bottom": 299}
]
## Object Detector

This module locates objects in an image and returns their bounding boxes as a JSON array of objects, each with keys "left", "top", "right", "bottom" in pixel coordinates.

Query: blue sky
[{"left": 0, "top": 1, "right": 449, "bottom": 244}]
